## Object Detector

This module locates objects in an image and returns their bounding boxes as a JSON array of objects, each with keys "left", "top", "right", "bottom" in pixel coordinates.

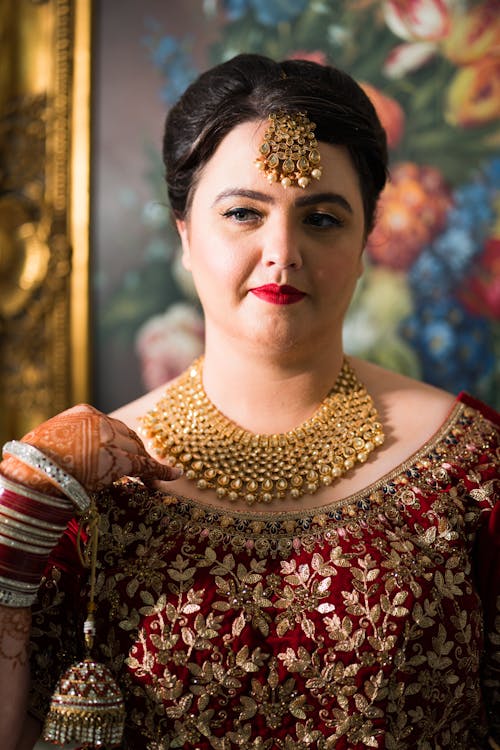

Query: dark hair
[{"left": 163, "top": 53, "right": 388, "bottom": 234}]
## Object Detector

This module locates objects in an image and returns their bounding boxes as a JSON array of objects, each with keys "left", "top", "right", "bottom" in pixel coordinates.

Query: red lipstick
[{"left": 250, "top": 284, "right": 306, "bottom": 305}]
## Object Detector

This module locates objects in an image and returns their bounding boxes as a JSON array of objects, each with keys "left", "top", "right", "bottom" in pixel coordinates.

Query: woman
[{"left": 0, "top": 54, "right": 498, "bottom": 749}]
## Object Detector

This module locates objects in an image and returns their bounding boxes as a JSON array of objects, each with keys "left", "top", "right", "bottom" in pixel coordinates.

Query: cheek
[
  {"left": 314, "top": 251, "right": 363, "bottom": 294},
  {"left": 314, "top": 255, "right": 350, "bottom": 280},
  {"left": 189, "top": 235, "right": 251, "bottom": 290}
]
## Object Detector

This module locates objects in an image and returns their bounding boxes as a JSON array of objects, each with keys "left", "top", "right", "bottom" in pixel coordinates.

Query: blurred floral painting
[{"left": 98, "top": 0, "right": 500, "bottom": 408}]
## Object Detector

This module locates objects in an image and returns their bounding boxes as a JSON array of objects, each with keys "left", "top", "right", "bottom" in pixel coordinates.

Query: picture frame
[{"left": 0, "top": 0, "right": 91, "bottom": 441}]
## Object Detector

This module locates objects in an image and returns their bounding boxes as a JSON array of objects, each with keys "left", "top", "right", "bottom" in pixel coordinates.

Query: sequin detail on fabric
[{"left": 28, "top": 403, "right": 500, "bottom": 749}]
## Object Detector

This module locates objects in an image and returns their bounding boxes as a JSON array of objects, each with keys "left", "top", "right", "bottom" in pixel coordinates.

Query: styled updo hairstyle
[{"left": 163, "top": 53, "right": 388, "bottom": 235}]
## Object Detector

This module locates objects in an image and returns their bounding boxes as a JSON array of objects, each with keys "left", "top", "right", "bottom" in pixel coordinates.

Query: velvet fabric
[{"left": 29, "top": 395, "right": 500, "bottom": 749}]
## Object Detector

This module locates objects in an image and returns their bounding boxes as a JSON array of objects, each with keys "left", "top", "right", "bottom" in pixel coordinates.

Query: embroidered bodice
[{"left": 28, "top": 397, "right": 500, "bottom": 749}]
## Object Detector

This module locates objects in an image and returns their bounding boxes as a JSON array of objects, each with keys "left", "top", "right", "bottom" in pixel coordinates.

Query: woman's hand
[
  {"left": 1, "top": 404, "right": 179, "bottom": 496},
  {"left": 0, "top": 405, "right": 178, "bottom": 746}
]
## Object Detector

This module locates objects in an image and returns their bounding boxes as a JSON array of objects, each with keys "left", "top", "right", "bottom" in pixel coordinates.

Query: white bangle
[
  {"left": 2, "top": 441, "right": 90, "bottom": 513},
  {"left": 0, "top": 473, "right": 72, "bottom": 509},
  {"left": 0, "top": 587, "right": 37, "bottom": 608},
  {"left": 0, "top": 575, "right": 40, "bottom": 608}
]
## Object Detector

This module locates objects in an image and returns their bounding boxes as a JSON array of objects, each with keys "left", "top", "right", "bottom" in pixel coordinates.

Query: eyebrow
[
  {"left": 296, "top": 192, "right": 353, "bottom": 214},
  {"left": 212, "top": 188, "right": 353, "bottom": 214}
]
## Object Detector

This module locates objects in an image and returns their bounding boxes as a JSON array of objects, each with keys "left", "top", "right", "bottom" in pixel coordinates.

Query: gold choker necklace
[{"left": 140, "top": 358, "right": 385, "bottom": 506}]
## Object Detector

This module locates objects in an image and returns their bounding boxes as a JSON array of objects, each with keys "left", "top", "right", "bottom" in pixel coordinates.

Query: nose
[{"left": 261, "top": 216, "right": 303, "bottom": 270}]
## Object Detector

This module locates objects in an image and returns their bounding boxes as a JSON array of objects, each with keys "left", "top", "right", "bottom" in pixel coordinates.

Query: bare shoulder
[
  {"left": 350, "top": 357, "right": 457, "bottom": 455},
  {"left": 352, "top": 356, "right": 455, "bottom": 408},
  {"left": 109, "top": 381, "right": 174, "bottom": 432}
]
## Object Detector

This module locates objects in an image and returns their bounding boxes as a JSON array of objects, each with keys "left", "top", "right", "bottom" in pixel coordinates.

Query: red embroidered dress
[{"left": 29, "top": 395, "right": 500, "bottom": 749}]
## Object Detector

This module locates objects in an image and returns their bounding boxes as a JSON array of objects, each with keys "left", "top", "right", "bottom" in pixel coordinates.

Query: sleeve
[
  {"left": 459, "top": 394, "right": 500, "bottom": 744},
  {"left": 458, "top": 393, "right": 500, "bottom": 429},
  {"left": 476, "top": 500, "right": 500, "bottom": 745},
  {"left": 27, "top": 517, "right": 88, "bottom": 722}
]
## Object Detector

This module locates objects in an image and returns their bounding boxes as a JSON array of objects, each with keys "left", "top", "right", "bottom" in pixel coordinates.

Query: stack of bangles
[{"left": 0, "top": 441, "right": 90, "bottom": 608}]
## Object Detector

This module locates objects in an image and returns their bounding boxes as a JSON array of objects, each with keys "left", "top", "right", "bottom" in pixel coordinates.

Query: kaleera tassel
[{"left": 43, "top": 500, "right": 125, "bottom": 747}]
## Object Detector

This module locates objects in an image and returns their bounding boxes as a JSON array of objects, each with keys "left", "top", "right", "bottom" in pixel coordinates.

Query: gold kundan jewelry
[
  {"left": 0, "top": 443, "right": 125, "bottom": 744},
  {"left": 140, "top": 357, "right": 385, "bottom": 506},
  {"left": 255, "top": 111, "right": 322, "bottom": 189},
  {"left": 43, "top": 499, "right": 125, "bottom": 746}
]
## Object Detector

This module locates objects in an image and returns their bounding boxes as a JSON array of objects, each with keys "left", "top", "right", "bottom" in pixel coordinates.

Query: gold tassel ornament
[
  {"left": 42, "top": 659, "right": 125, "bottom": 746},
  {"left": 43, "top": 500, "right": 125, "bottom": 747}
]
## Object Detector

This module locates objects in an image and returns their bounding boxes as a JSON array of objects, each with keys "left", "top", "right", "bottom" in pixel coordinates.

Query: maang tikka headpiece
[{"left": 255, "top": 111, "right": 322, "bottom": 189}]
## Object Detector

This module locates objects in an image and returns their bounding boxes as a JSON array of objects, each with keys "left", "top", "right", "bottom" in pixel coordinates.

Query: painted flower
[
  {"left": 344, "top": 265, "right": 420, "bottom": 377},
  {"left": 383, "top": 40, "right": 438, "bottom": 77},
  {"left": 222, "top": 0, "right": 308, "bottom": 26},
  {"left": 222, "top": 0, "right": 250, "bottom": 19},
  {"left": 366, "top": 162, "right": 452, "bottom": 270},
  {"left": 460, "top": 238, "right": 500, "bottom": 319},
  {"left": 401, "top": 296, "right": 495, "bottom": 394},
  {"left": 382, "top": 0, "right": 453, "bottom": 76},
  {"left": 401, "top": 158, "right": 499, "bottom": 397},
  {"left": 446, "top": 57, "right": 500, "bottom": 128},
  {"left": 407, "top": 162, "right": 498, "bottom": 307},
  {"left": 447, "top": 183, "right": 495, "bottom": 240},
  {"left": 383, "top": 0, "right": 452, "bottom": 41},
  {"left": 142, "top": 27, "right": 198, "bottom": 104},
  {"left": 484, "top": 156, "right": 500, "bottom": 191},
  {"left": 432, "top": 226, "right": 478, "bottom": 277},
  {"left": 135, "top": 303, "right": 205, "bottom": 390},
  {"left": 287, "top": 50, "right": 328, "bottom": 66},
  {"left": 442, "top": 1, "right": 500, "bottom": 65},
  {"left": 360, "top": 82, "right": 405, "bottom": 149},
  {"left": 408, "top": 251, "right": 452, "bottom": 301}
]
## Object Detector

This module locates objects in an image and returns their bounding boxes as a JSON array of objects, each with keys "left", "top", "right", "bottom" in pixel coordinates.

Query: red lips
[{"left": 250, "top": 284, "right": 306, "bottom": 305}]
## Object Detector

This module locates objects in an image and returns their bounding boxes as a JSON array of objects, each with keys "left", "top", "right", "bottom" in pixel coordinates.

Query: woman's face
[{"left": 176, "top": 119, "right": 366, "bottom": 358}]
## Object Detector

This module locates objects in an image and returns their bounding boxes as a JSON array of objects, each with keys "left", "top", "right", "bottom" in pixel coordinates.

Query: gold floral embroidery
[
  {"left": 274, "top": 554, "right": 338, "bottom": 639},
  {"left": 485, "top": 594, "right": 500, "bottom": 738},
  {"left": 27, "top": 403, "right": 499, "bottom": 749}
]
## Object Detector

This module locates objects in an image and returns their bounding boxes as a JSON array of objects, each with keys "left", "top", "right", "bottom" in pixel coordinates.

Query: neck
[
  {"left": 141, "top": 348, "right": 385, "bottom": 507},
  {"left": 202, "top": 334, "right": 345, "bottom": 434}
]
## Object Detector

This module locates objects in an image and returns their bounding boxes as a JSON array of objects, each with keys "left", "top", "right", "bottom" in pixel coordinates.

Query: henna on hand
[
  {"left": 1, "top": 404, "right": 180, "bottom": 496},
  {"left": 0, "top": 457, "right": 58, "bottom": 497}
]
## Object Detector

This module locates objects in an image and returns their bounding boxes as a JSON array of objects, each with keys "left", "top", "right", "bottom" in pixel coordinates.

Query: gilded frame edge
[
  {"left": 70, "top": 0, "right": 92, "bottom": 409},
  {"left": 0, "top": 0, "right": 92, "bottom": 442}
]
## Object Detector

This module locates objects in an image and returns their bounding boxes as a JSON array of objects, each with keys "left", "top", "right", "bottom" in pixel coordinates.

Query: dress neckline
[{"left": 156, "top": 399, "right": 474, "bottom": 521}]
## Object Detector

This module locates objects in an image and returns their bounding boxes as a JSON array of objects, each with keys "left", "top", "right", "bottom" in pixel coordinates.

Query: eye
[
  {"left": 221, "top": 207, "right": 261, "bottom": 223},
  {"left": 304, "top": 212, "right": 343, "bottom": 229}
]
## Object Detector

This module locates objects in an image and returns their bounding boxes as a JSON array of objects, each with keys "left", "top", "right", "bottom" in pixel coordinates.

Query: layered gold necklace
[{"left": 140, "top": 357, "right": 385, "bottom": 506}]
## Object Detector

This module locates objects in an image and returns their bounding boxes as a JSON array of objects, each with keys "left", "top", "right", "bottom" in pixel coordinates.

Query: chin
[{"left": 247, "top": 326, "right": 314, "bottom": 357}]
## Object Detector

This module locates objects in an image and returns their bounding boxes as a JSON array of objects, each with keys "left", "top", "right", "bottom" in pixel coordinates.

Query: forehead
[{"left": 192, "top": 120, "right": 363, "bottom": 207}]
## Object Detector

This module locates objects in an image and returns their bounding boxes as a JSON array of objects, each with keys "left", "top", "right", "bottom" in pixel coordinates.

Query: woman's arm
[
  {"left": 0, "top": 605, "right": 44, "bottom": 749},
  {"left": 0, "top": 606, "right": 32, "bottom": 749},
  {"left": 0, "top": 403, "right": 179, "bottom": 748}
]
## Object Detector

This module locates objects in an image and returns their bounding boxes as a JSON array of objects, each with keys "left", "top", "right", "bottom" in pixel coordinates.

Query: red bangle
[
  {"left": 0, "top": 559, "right": 48, "bottom": 584},
  {"left": 0, "top": 475, "right": 77, "bottom": 603},
  {"left": 0, "top": 547, "right": 51, "bottom": 579},
  {"left": 0, "top": 482, "right": 74, "bottom": 514},
  {"left": 0, "top": 473, "right": 70, "bottom": 506},
  {"left": 0, "top": 484, "right": 74, "bottom": 524}
]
